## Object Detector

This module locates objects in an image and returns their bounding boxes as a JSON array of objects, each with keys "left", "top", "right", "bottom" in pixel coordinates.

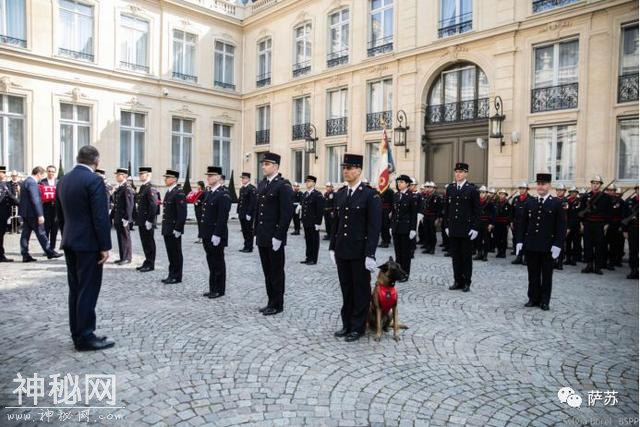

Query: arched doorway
[{"left": 423, "top": 62, "right": 490, "bottom": 186}]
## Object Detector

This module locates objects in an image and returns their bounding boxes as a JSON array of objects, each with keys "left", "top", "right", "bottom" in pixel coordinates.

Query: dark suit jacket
[
  {"left": 516, "top": 195, "right": 566, "bottom": 253},
  {"left": 113, "top": 183, "right": 135, "bottom": 222},
  {"left": 391, "top": 191, "right": 418, "bottom": 234},
  {"left": 55, "top": 165, "right": 112, "bottom": 252},
  {"left": 301, "top": 189, "right": 324, "bottom": 227},
  {"left": 161, "top": 186, "right": 187, "bottom": 236},
  {"left": 19, "top": 176, "right": 44, "bottom": 219},
  {"left": 443, "top": 181, "right": 481, "bottom": 238},
  {"left": 135, "top": 182, "right": 159, "bottom": 226},
  {"left": 254, "top": 173, "right": 294, "bottom": 247},
  {"left": 201, "top": 186, "right": 232, "bottom": 245}
]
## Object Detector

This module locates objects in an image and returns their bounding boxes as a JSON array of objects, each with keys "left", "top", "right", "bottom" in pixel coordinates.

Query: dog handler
[{"left": 329, "top": 153, "right": 382, "bottom": 342}]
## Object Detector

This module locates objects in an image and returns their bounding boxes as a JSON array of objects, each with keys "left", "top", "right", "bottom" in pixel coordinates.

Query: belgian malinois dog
[{"left": 368, "top": 257, "right": 409, "bottom": 342}]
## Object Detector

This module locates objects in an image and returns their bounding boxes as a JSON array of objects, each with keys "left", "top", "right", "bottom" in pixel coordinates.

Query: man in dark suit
[
  {"left": 201, "top": 166, "right": 232, "bottom": 299},
  {"left": 420, "top": 182, "right": 442, "bottom": 254},
  {"left": 443, "top": 162, "right": 480, "bottom": 292},
  {"left": 329, "top": 153, "right": 382, "bottom": 342},
  {"left": 40, "top": 165, "right": 59, "bottom": 252},
  {"left": 254, "top": 152, "right": 294, "bottom": 316},
  {"left": 0, "top": 166, "right": 19, "bottom": 262},
  {"left": 135, "top": 166, "right": 159, "bottom": 272},
  {"left": 511, "top": 182, "right": 531, "bottom": 264},
  {"left": 160, "top": 169, "right": 187, "bottom": 284},
  {"left": 19, "top": 166, "right": 62, "bottom": 262},
  {"left": 237, "top": 172, "right": 257, "bottom": 252},
  {"left": 112, "top": 168, "right": 134, "bottom": 265},
  {"left": 580, "top": 175, "right": 612, "bottom": 275},
  {"left": 291, "top": 183, "right": 302, "bottom": 236},
  {"left": 391, "top": 175, "right": 417, "bottom": 279},
  {"left": 300, "top": 175, "right": 324, "bottom": 265},
  {"left": 516, "top": 173, "right": 566, "bottom": 311},
  {"left": 56, "top": 145, "right": 114, "bottom": 351},
  {"left": 323, "top": 182, "right": 337, "bottom": 241}
]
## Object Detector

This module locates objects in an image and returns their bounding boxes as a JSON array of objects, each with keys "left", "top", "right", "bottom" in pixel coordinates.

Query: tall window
[
  {"left": 255, "top": 151, "right": 267, "bottom": 182},
  {"left": 327, "top": 88, "right": 348, "bottom": 136},
  {"left": 293, "top": 22, "right": 312, "bottom": 77},
  {"left": 120, "top": 111, "right": 145, "bottom": 176},
  {"left": 172, "top": 29, "right": 197, "bottom": 83},
  {"left": 366, "top": 142, "right": 380, "bottom": 184},
  {"left": 328, "top": 8, "right": 349, "bottom": 67},
  {"left": 291, "top": 149, "right": 309, "bottom": 184},
  {"left": 171, "top": 118, "right": 192, "bottom": 178},
  {"left": 0, "top": 0, "right": 26, "bottom": 47},
  {"left": 0, "top": 95, "right": 24, "bottom": 172},
  {"left": 214, "top": 41, "right": 235, "bottom": 90},
  {"left": 532, "top": 39, "right": 579, "bottom": 112},
  {"left": 368, "top": 0, "right": 393, "bottom": 57},
  {"left": 367, "top": 78, "right": 392, "bottom": 131},
  {"left": 257, "top": 38, "right": 272, "bottom": 87},
  {"left": 618, "top": 23, "right": 639, "bottom": 103},
  {"left": 60, "top": 103, "right": 91, "bottom": 172},
  {"left": 327, "top": 145, "right": 346, "bottom": 184},
  {"left": 617, "top": 117, "right": 639, "bottom": 181},
  {"left": 213, "top": 123, "right": 231, "bottom": 176},
  {"left": 292, "top": 96, "right": 310, "bottom": 140},
  {"left": 120, "top": 15, "right": 149, "bottom": 73},
  {"left": 439, "top": 0, "right": 472, "bottom": 38},
  {"left": 58, "top": 0, "right": 94, "bottom": 61},
  {"left": 256, "top": 105, "right": 270, "bottom": 145},
  {"left": 532, "top": 124, "right": 576, "bottom": 182},
  {"left": 532, "top": 0, "right": 579, "bottom": 14}
]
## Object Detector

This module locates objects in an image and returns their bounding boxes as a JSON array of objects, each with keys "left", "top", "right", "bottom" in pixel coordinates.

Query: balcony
[
  {"left": 327, "top": 50, "right": 348, "bottom": 68},
  {"left": 120, "top": 61, "right": 149, "bottom": 73},
  {"left": 256, "top": 129, "right": 270, "bottom": 145},
  {"left": 366, "top": 111, "right": 392, "bottom": 132},
  {"left": 618, "top": 73, "right": 639, "bottom": 103},
  {"left": 58, "top": 48, "right": 94, "bottom": 62},
  {"left": 292, "top": 123, "right": 311, "bottom": 140},
  {"left": 531, "top": 82, "right": 578, "bottom": 113},
  {"left": 256, "top": 72, "right": 271, "bottom": 88},
  {"left": 438, "top": 13, "right": 473, "bottom": 38},
  {"left": 292, "top": 61, "right": 311, "bottom": 78},
  {"left": 368, "top": 36, "right": 393, "bottom": 57},
  {"left": 0, "top": 34, "right": 26, "bottom": 48},
  {"left": 172, "top": 71, "right": 198, "bottom": 84},
  {"left": 426, "top": 98, "right": 489, "bottom": 125},
  {"left": 532, "top": 0, "right": 579, "bottom": 13},
  {"left": 214, "top": 80, "right": 236, "bottom": 90},
  {"left": 326, "top": 117, "right": 347, "bottom": 137}
]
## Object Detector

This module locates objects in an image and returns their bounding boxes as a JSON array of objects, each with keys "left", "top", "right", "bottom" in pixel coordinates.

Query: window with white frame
[
  {"left": 213, "top": 123, "right": 231, "bottom": 176},
  {"left": 365, "top": 142, "right": 381, "bottom": 184},
  {"left": 617, "top": 117, "right": 639, "bottom": 181},
  {"left": 368, "top": 0, "right": 393, "bottom": 57},
  {"left": 120, "top": 111, "right": 145, "bottom": 176},
  {"left": 438, "top": 0, "right": 472, "bottom": 38},
  {"left": 256, "top": 105, "right": 270, "bottom": 145},
  {"left": 0, "top": 94, "right": 25, "bottom": 172},
  {"left": 60, "top": 103, "right": 91, "bottom": 172},
  {"left": 58, "top": 0, "right": 94, "bottom": 61},
  {"left": 214, "top": 41, "right": 235, "bottom": 90},
  {"left": 327, "top": 145, "right": 346, "bottom": 184},
  {"left": 618, "top": 23, "right": 639, "bottom": 103},
  {"left": 120, "top": 15, "right": 149, "bottom": 73},
  {"left": 328, "top": 8, "right": 349, "bottom": 66},
  {"left": 293, "top": 22, "right": 312, "bottom": 76},
  {"left": 532, "top": 39, "right": 579, "bottom": 112},
  {"left": 0, "top": 0, "right": 26, "bottom": 47},
  {"left": 257, "top": 38, "right": 272, "bottom": 86},
  {"left": 532, "top": 124, "right": 576, "bottom": 182},
  {"left": 292, "top": 96, "right": 311, "bottom": 140},
  {"left": 291, "top": 149, "right": 309, "bottom": 184},
  {"left": 172, "top": 29, "right": 197, "bottom": 82},
  {"left": 367, "top": 78, "right": 393, "bottom": 131},
  {"left": 171, "top": 118, "right": 192, "bottom": 178},
  {"left": 327, "top": 88, "right": 348, "bottom": 136}
]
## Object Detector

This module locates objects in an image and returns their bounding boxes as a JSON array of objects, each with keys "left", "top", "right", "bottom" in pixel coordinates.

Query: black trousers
[
  {"left": 43, "top": 203, "right": 58, "bottom": 251},
  {"left": 525, "top": 250, "right": 554, "bottom": 305},
  {"left": 292, "top": 212, "right": 301, "bottom": 232},
  {"left": 138, "top": 225, "right": 156, "bottom": 267},
  {"left": 239, "top": 217, "right": 254, "bottom": 250},
  {"left": 423, "top": 218, "right": 437, "bottom": 250},
  {"left": 324, "top": 212, "right": 335, "bottom": 238},
  {"left": 392, "top": 232, "right": 412, "bottom": 276},
  {"left": 65, "top": 250, "right": 103, "bottom": 342},
  {"left": 606, "top": 223, "right": 624, "bottom": 265},
  {"left": 629, "top": 226, "right": 638, "bottom": 271},
  {"left": 494, "top": 223, "right": 509, "bottom": 253},
  {"left": 0, "top": 218, "right": 7, "bottom": 257},
  {"left": 381, "top": 209, "right": 391, "bottom": 244},
  {"left": 336, "top": 257, "right": 371, "bottom": 334},
  {"left": 441, "top": 223, "right": 449, "bottom": 250},
  {"left": 163, "top": 234, "right": 183, "bottom": 280},
  {"left": 449, "top": 236, "right": 473, "bottom": 286},
  {"left": 583, "top": 221, "right": 606, "bottom": 268},
  {"left": 303, "top": 226, "right": 320, "bottom": 262},
  {"left": 20, "top": 217, "right": 52, "bottom": 256},
  {"left": 475, "top": 224, "right": 491, "bottom": 255},
  {"left": 258, "top": 245, "right": 285, "bottom": 310},
  {"left": 566, "top": 228, "right": 581, "bottom": 261},
  {"left": 203, "top": 240, "right": 226, "bottom": 294},
  {"left": 115, "top": 220, "right": 132, "bottom": 262}
]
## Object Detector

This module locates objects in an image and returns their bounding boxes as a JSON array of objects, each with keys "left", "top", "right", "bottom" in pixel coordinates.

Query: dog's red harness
[{"left": 376, "top": 283, "right": 398, "bottom": 315}]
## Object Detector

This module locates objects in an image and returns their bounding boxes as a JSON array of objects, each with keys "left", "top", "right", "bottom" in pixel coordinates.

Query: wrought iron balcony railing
[
  {"left": 214, "top": 80, "right": 236, "bottom": 90},
  {"left": 326, "top": 117, "right": 347, "bottom": 136},
  {"left": 437, "top": 13, "right": 473, "bottom": 38},
  {"left": 172, "top": 71, "right": 198, "bottom": 83},
  {"left": 532, "top": 0, "right": 579, "bottom": 13},
  {"left": 59, "top": 48, "right": 94, "bottom": 61},
  {"left": 531, "top": 82, "right": 578, "bottom": 113},
  {"left": 292, "top": 61, "right": 311, "bottom": 78},
  {"left": 120, "top": 61, "right": 149, "bottom": 73},
  {"left": 256, "top": 72, "right": 271, "bottom": 88},
  {"left": 292, "top": 123, "right": 311, "bottom": 140},
  {"left": 256, "top": 129, "right": 270, "bottom": 145},
  {"left": 618, "top": 73, "right": 639, "bottom": 103},
  {"left": 327, "top": 50, "right": 348, "bottom": 68},
  {"left": 366, "top": 111, "right": 392, "bottom": 132},
  {"left": 426, "top": 98, "right": 490, "bottom": 125},
  {"left": 367, "top": 36, "right": 393, "bottom": 57},
  {"left": 0, "top": 34, "right": 26, "bottom": 48}
]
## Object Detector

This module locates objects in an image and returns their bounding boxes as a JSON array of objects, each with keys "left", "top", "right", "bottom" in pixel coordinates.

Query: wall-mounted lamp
[
  {"left": 304, "top": 124, "right": 319, "bottom": 162},
  {"left": 393, "top": 109, "right": 410, "bottom": 157},
  {"left": 489, "top": 96, "right": 506, "bottom": 152}
]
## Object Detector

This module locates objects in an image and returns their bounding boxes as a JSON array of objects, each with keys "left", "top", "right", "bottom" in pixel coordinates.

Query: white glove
[
  {"left": 246, "top": 215, "right": 251, "bottom": 221},
  {"left": 551, "top": 245, "right": 561, "bottom": 259},
  {"left": 295, "top": 205, "right": 302, "bottom": 215},
  {"left": 417, "top": 213, "right": 424, "bottom": 224},
  {"left": 121, "top": 219, "right": 129, "bottom": 227},
  {"left": 365, "top": 257, "right": 377, "bottom": 273},
  {"left": 445, "top": 228, "right": 449, "bottom": 236},
  {"left": 6, "top": 218, "right": 10, "bottom": 225},
  {"left": 145, "top": 221, "right": 152, "bottom": 230},
  {"left": 409, "top": 230, "right": 416, "bottom": 240},
  {"left": 388, "top": 212, "right": 392, "bottom": 219},
  {"left": 515, "top": 243, "right": 523, "bottom": 256},
  {"left": 329, "top": 250, "right": 336, "bottom": 265},
  {"left": 468, "top": 229, "right": 478, "bottom": 240},
  {"left": 314, "top": 224, "right": 321, "bottom": 231},
  {"left": 212, "top": 235, "right": 221, "bottom": 246},
  {"left": 173, "top": 230, "right": 182, "bottom": 238},
  {"left": 272, "top": 237, "right": 282, "bottom": 251}
]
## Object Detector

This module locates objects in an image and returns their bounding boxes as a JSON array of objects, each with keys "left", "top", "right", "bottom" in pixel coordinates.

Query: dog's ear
[
  {"left": 378, "top": 262, "right": 389, "bottom": 272},
  {"left": 388, "top": 256, "right": 394, "bottom": 262}
]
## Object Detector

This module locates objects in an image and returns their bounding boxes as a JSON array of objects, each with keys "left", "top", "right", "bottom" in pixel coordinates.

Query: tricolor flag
[{"left": 376, "top": 127, "right": 396, "bottom": 192}]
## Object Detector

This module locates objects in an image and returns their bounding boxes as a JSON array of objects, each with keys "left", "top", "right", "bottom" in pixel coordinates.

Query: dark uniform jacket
[
  {"left": 495, "top": 200, "right": 512, "bottom": 224},
  {"left": 479, "top": 197, "right": 496, "bottom": 226},
  {"left": 254, "top": 173, "right": 294, "bottom": 247},
  {"left": 512, "top": 193, "right": 532, "bottom": 227},
  {"left": 135, "top": 182, "right": 160, "bottom": 226},
  {"left": 0, "top": 181, "right": 18, "bottom": 230},
  {"left": 391, "top": 190, "right": 418, "bottom": 234},
  {"left": 113, "top": 183, "right": 134, "bottom": 223},
  {"left": 201, "top": 186, "right": 232, "bottom": 246},
  {"left": 329, "top": 182, "right": 382, "bottom": 260},
  {"left": 443, "top": 181, "right": 481, "bottom": 238},
  {"left": 623, "top": 195, "right": 638, "bottom": 231},
  {"left": 610, "top": 196, "right": 625, "bottom": 228},
  {"left": 301, "top": 189, "right": 324, "bottom": 227},
  {"left": 380, "top": 187, "right": 394, "bottom": 211},
  {"left": 517, "top": 195, "right": 566, "bottom": 252},
  {"left": 237, "top": 183, "right": 257, "bottom": 218},
  {"left": 421, "top": 193, "right": 442, "bottom": 219},
  {"left": 567, "top": 195, "right": 581, "bottom": 231},
  {"left": 161, "top": 186, "right": 187, "bottom": 236},
  {"left": 323, "top": 190, "right": 337, "bottom": 217},
  {"left": 579, "top": 191, "right": 611, "bottom": 224}
]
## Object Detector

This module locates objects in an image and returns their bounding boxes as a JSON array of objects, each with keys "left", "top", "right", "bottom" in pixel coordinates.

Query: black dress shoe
[
  {"left": 118, "top": 260, "right": 131, "bottom": 265},
  {"left": 262, "top": 307, "right": 282, "bottom": 316},
  {"left": 208, "top": 292, "right": 224, "bottom": 299},
  {"left": 524, "top": 300, "right": 539, "bottom": 307},
  {"left": 462, "top": 285, "right": 470, "bottom": 292},
  {"left": 306, "top": 261, "right": 317, "bottom": 265},
  {"left": 47, "top": 251, "right": 63, "bottom": 259},
  {"left": 161, "top": 278, "right": 170, "bottom": 284},
  {"left": 136, "top": 264, "right": 146, "bottom": 271},
  {"left": 0, "top": 256, "right": 13, "bottom": 262},
  {"left": 448, "top": 283, "right": 462, "bottom": 290},
  {"left": 203, "top": 292, "right": 212, "bottom": 297},
  {"left": 539, "top": 303, "right": 550, "bottom": 311},
  {"left": 23, "top": 256, "right": 37, "bottom": 263},
  {"left": 114, "top": 259, "right": 123, "bottom": 264},
  {"left": 627, "top": 271, "right": 639, "bottom": 279},
  {"left": 164, "top": 278, "right": 181, "bottom": 284},
  {"left": 300, "top": 260, "right": 310, "bottom": 264},
  {"left": 139, "top": 266, "right": 154, "bottom": 272},
  {"left": 443, "top": 252, "right": 451, "bottom": 257},
  {"left": 334, "top": 328, "right": 349, "bottom": 337},
  {"left": 594, "top": 269, "right": 603, "bottom": 275},
  {"left": 344, "top": 332, "right": 363, "bottom": 342},
  {"left": 75, "top": 338, "right": 115, "bottom": 352},
  {"left": 258, "top": 306, "right": 269, "bottom": 313}
]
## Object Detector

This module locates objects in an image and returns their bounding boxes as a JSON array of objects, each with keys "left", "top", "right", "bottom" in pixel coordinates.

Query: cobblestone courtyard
[{"left": 0, "top": 222, "right": 638, "bottom": 426}]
